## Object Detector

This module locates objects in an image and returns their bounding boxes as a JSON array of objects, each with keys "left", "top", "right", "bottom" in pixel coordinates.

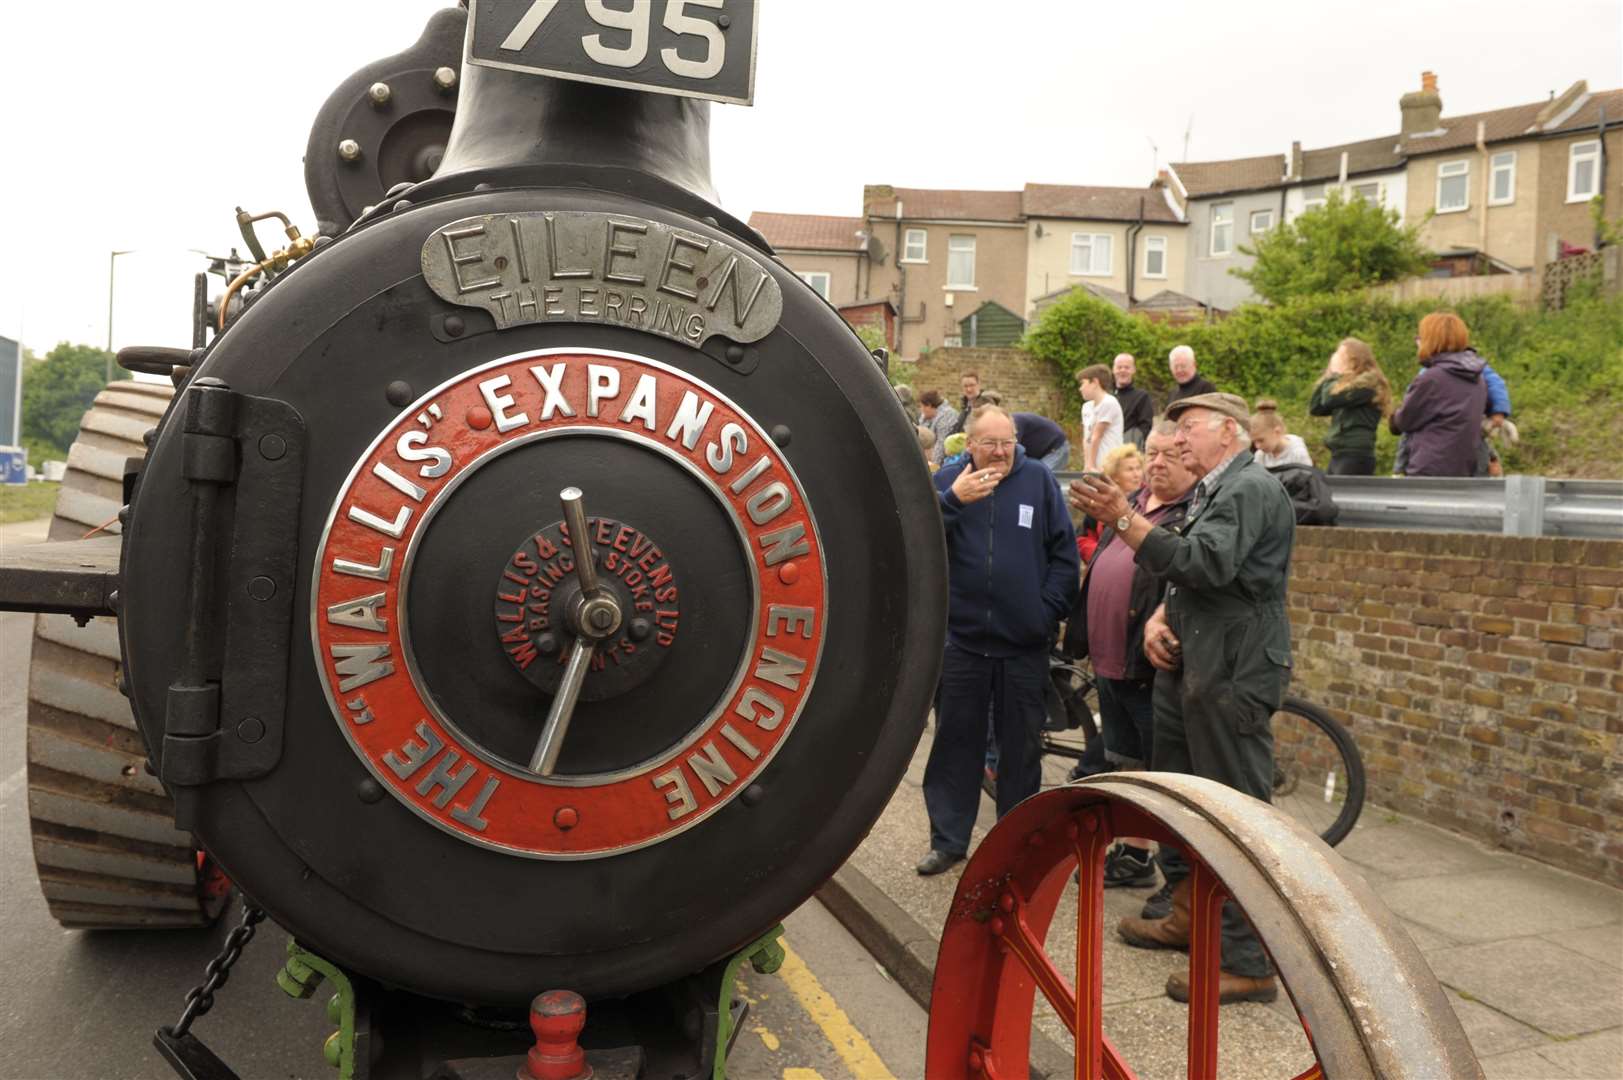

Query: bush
[
  {"left": 1024, "top": 290, "right": 1623, "bottom": 478},
  {"left": 1234, "top": 190, "right": 1433, "bottom": 303}
]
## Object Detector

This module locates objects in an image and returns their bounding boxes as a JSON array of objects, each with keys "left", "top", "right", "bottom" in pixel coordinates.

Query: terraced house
[{"left": 1168, "top": 74, "right": 1622, "bottom": 309}]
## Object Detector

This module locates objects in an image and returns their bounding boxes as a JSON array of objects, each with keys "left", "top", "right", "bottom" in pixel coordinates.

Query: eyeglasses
[
  {"left": 1174, "top": 417, "right": 1220, "bottom": 436},
  {"left": 973, "top": 439, "right": 1017, "bottom": 451}
]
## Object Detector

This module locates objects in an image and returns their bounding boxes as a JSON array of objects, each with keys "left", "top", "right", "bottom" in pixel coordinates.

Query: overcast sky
[{"left": 4, "top": 0, "right": 1619, "bottom": 356}]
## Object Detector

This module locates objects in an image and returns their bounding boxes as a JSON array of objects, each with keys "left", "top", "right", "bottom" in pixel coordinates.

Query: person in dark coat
[
  {"left": 1013, "top": 411, "right": 1072, "bottom": 472},
  {"left": 1113, "top": 353, "right": 1157, "bottom": 449},
  {"left": 917, "top": 405, "right": 1079, "bottom": 876},
  {"left": 1165, "top": 345, "right": 1217, "bottom": 407},
  {"left": 1070, "top": 392, "right": 1295, "bottom": 1007},
  {"left": 1308, "top": 337, "right": 1391, "bottom": 476},
  {"left": 949, "top": 371, "right": 981, "bottom": 436},
  {"left": 1389, "top": 312, "right": 1489, "bottom": 478}
]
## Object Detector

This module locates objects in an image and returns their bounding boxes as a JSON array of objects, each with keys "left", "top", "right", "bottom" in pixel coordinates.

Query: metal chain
[{"left": 164, "top": 901, "right": 267, "bottom": 1040}]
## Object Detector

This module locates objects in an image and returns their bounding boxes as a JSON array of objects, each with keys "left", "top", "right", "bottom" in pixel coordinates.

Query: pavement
[{"left": 819, "top": 721, "right": 1623, "bottom": 1080}]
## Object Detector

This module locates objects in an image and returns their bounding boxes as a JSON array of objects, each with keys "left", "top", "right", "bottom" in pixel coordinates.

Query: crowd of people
[{"left": 903, "top": 309, "right": 1516, "bottom": 1007}]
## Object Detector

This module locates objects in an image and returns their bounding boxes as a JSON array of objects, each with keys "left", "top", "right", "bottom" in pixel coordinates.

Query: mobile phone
[{"left": 1079, "top": 471, "right": 1109, "bottom": 484}]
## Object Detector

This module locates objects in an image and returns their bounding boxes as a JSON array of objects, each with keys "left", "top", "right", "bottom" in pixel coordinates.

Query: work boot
[
  {"left": 1117, "top": 878, "right": 1190, "bottom": 950},
  {"left": 1140, "top": 879, "right": 1175, "bottom": 920},
  {"left": 1165, "top": 969, "right": 1278, "bottom": 1005}
]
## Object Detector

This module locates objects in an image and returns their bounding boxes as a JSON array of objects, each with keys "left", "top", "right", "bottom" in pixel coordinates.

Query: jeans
[
  {"left": 1097, "top": 675, "right": 1155, "bottom": 768},
  {"left": 1327, "top": 451, "right": 1375, "bottom": 476},
  {"left": 1039, "top": 441, "right": 1071, "bottom": 472},
  {"left": 924, "top": 643, "right": 1048, "bottom": 857}
]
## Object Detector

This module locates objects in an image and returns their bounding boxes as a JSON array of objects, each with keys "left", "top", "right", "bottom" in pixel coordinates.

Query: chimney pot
[{"left": 1422, "top": 71, "right": 1438, "bottom": 93}]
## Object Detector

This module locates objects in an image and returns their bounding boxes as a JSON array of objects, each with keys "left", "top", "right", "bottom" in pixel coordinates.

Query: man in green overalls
[{"left": 1070, "top": 392, "right": 1295, "bottom": 1004}]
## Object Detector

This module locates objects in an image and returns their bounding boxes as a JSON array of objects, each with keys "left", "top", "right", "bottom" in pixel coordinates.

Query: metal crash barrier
[
  {"left": 1056, "top": 471, "right": 1623, "bottom": 539},
  {"left": 926, "top": 775, "right": 1484, "bottom": 1079}
]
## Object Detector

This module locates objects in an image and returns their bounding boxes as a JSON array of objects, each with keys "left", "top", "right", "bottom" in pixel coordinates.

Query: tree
[
  {"left": 21, "top": 342, "right": 127, "bottom": 464},
  {"left": 1232, "top": 190, "right": 1433, "bottom": 304}
]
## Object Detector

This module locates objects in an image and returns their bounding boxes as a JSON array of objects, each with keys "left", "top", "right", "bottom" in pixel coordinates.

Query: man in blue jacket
[{"left": 917, "top": 405, "right": 1080, "bottom": 875}]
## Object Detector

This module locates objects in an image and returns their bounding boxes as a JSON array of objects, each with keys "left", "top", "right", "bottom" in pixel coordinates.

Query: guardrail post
[{"left": 1502, "top": 475, "right": 1546, "bottom": 537}]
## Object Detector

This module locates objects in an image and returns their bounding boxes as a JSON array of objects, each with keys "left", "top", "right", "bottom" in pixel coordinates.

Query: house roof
[
  {"left": 1545, "top": 87, "right": 1623, "bottom": 136},
  {"left": 747, "top": 212, "right": 866, "bottom": 252},
  {"left": 1133, "top": 289, "right": 1209, "bottom": 311},
  {"left": 1395, "top": 85, "right": 1622, "bottom": 157},
  {"left": 837, "top": 298, "right": 897, "bottom": 315},
  {"left": 1021, "top": 183, "right": 1183, "bottom": 223},
  {"left": 1030, "top": 282, "right": 1130, "bottom": 312},
  {"left": 862, "top": 185, "right": 1023, "bottom": 222},
  {"left": 1168, "top": 154, "right": 1286, "bottom": 198},
  {"left": 1299, "top": 133, "right": 1404, "bottom": 183}
]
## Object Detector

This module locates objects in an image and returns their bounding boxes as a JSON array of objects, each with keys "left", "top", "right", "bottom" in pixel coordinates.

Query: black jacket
[
  {"left": 1268, "top": 464, "right": 1339, "bottom": 526},
  {"left": 1166, "top": 375, "right": 1218, "bottom": 407},
  {"left": 1063, "top": 484, "right": 1195, "bottom": 680},
  {"left": 1115, "top": 385, "right": 1157, "bottom": 445}
]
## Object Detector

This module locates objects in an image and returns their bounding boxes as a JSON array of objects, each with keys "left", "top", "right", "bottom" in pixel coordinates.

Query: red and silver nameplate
[{"left": 311, "top": 349, "right": 825, "bottom": 858}]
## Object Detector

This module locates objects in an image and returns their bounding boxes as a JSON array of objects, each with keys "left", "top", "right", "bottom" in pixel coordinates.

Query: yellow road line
[{"left": 776, "top": 941, "right": 898, "bottom": 1080}]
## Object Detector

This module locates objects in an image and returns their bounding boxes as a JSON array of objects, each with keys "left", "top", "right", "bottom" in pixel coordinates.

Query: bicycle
[{"left": 1035, "top": 655, "right": 1366, "bottom": 847}]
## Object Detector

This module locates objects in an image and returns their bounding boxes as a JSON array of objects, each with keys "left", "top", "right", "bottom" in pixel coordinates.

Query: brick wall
[
  {"left": 1289, "top": 529, "right": 1623, "bottom": 886},
  {"left": 893, "top": 347, "right": 1076, "bottom": 453}
]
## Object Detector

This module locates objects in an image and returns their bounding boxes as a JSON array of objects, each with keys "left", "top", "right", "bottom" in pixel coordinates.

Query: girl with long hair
[{"left": 1308, "top": 337, "right": 1392, "bottom": 475}]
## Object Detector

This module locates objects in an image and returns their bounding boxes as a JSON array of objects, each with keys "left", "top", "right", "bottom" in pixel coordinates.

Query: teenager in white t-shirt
[{"left": 1076, "top": 364, "right": 1123, "bottom": 471}]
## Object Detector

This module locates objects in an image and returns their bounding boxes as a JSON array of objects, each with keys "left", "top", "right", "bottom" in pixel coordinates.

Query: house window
[
  {"left": 1250, "top": 209, "right": 1274, "bottom": 234},
  {"left": 1348, "top": 180, "right": 1383, "bottom": 205},
  {"left": 946, "top": 235, "right": 976, "bottom": 288},
  {"left": 1568, "top": 140, "right": 1600, "bottom": 202},
  {"left": 1301, "top": 185, "right": 1327, "bottom": 213},
  {"left": 1489, "top": 152, "right": 1516, "bottom": 206},
  {"left": 1143, "top": 236, "right": 1167, "bottom": 278},
  {"left": 1069, "top": 233, "right": 1113, "bottom": 276},
  {"left": 1436, "top": 160, "right": 1470, "bottom": 213},
  {"left": 797, "top": 271, "right": 831, "bottom": 299},
  {"left": 902, "top": 228, "right": 927, "bottom": 263},
  {"left": 1210, "top": 203, "right": 1234, "bottom": 256}
]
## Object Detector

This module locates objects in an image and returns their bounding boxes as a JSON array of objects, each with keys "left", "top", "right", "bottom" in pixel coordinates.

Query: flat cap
[{"left": 1164, "top": 392, "right": 1250, "bottom": 425}]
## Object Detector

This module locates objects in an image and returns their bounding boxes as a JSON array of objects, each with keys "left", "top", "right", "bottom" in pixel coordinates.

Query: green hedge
[{"left": 1023, "top": 287, "right": 1623, "bottom": 478}]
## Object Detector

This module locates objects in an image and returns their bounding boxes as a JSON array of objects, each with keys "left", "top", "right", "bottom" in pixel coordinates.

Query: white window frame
[
  {"left": 1249, "top": 209, "right": 1274, "bottom": 234},
  {"left": 1210, "top": 202, "right": 1234, "bottom": 257},
  {"left": 946, "top": 234, "right": 976, "bottom": 289},
  {"left": 1347, "top": 180, "right": 1384, "bottom": 205},
  {"left": 1143, "top": 235, "right": 1167, "bottom": 279},
  {"left": 1489, "top": 151, "right": 1517, "bottom": 206},
  {"left": 1069, "top": 232, "right": 1113, "bottom": 277},
  {"left": 1567, "top": 140, "right": 1601, "bottom": 203},
  {"left": 901, "top": 228, "right": 927, "bottom": 263},
  {"left": 1436, "top": 159, "right": 1470, "bottom": 213},
  {"left": 797, "top": 271, "right": 831, "bottom": 299}
]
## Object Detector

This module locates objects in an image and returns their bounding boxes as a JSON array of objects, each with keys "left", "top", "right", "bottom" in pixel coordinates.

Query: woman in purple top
[
  {"left": 1390, "top": 311, "right": 1489, "bottom": 477},
  {"left": 1063, "top": 422, "right": 1199, "bottom": 887}
]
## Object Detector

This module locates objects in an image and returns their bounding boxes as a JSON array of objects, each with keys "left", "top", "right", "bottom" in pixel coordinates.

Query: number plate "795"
[{"left": 467, "top": 0, "right": 758, "bottom": 106}]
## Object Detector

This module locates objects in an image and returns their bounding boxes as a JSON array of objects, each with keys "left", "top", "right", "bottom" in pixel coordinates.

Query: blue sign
[{"left": 1, "top": 447, "right": 26, "bottom": 485}]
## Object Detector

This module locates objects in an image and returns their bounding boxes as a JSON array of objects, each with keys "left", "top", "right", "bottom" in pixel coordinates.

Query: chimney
[
  {"left": 1400, "top": 71, "right": 1443, "bottom": 141},
  {"left": 1289, "top": 141, "right": 1303, "bottom": 180},
  {"left": 1536, "top": 80, "right": 1589, "bottom": 127},
  {"left": 1152, "top": 169, "right": 1170, "bottom": 189}
]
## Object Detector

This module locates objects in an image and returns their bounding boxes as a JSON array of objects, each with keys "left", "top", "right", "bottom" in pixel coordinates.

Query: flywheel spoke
[
  {"left": 1185, "top": 861, "right": 1226, "bottom": 1079},
  {"left": 1071, "top": 815, "right": 1108, "bottom": 1080}
]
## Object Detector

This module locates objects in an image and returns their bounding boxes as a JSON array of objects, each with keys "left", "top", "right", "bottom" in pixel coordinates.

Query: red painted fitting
[{"left": 522, "top": 990, "right": 592, "bottom": 1080}]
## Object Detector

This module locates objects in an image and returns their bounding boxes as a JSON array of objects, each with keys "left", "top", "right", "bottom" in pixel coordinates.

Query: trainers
[
  {"left": 1141, "top": 879, "right": 1175, "bottom": 919},
  {"left": 1102, "top": 846, "right": 1157, "bottom": 889}
]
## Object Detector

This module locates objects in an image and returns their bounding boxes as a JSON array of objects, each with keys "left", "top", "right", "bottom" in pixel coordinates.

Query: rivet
[
  {"left": 367, "top": 81, "right": 392, "bottom": 106},
  {"left": 989, "top": 916, "right": 1006, "bottom": 936},
  {"left": 393, "top": 199, "right": 413, "bottom": 212},
  {"left": 258, "top": 433, "right": 287, "bottom": 460},
  {"left": 724, "top": 344, "right": 745, "bottom": 365},
  {"left": 628, "top": 618, "right": 651, "bottom": 642},
  {"left": 716, "top": 13, "right": 731, "bottom": 29},
  {"left": 777, "top": 561, "right": 799, "bottom": 585},
  {"left": 433, "top": 66, "right": 458, "bottom": 92},
  {"left": 998, "top": 894, "right": 1014, "bottom": 912},
  {"left": 770, "top": 424, "right": 791, "bottom": 447},
  {"left": 537, "top": 632, "right": 558, "bottom": 655},
  {"left": 385, "top": 381, "right": 414, "bottom": 407},
  {"left": 444, "top": 315, "right": 466, "bottom": 338},
  {"left": 385, "top": 181, "right": 412, "bottom": 199},
  {"left": 247, "top": 576, "right": 276, "bottom": 601},
  {"left": 554, "top": 807, "right": 579, "bottom": 830},
  {"left": 466, "top": 405, "right": 493, "bottom": 430},
  {"left": 703, "top": 215, "right": 719, "bottom": 226},
  {"left": 473, "top": 182, "right": 494, "bottom": 192},
  {"left": 357, "top": 778, "right": 385, "bottom": 804},
  {"left": 1027, "top": 831, "right": 1044, "bottom": 846},
  {"left": 107, "top": 589, "right": 120, "bottom": 611},
  {"left": 142, "top": 428, "right": 157, "bottom": 447},
  {"left": 116, "top": 675, "right": 129, "bottom": 696},
  {"left": 237, "top": 716, "right": 266, "bottom": 743},
  {"left": 742, "top": 783, "right": 766, "bottom": 806},
  {"left": 117, "top": 505, "right": 131, "bottom": 525},
  {"left": 338, "top": 138, "right": 362, "bottom": 162}
]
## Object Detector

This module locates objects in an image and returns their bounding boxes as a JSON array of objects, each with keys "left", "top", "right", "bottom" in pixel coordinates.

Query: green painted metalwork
[
  {"left": 276, "top": 939, "right": 359, "bottom": 1079},
  {"left": 714, "top": 923, "right": 785, "bottom": 1080}
]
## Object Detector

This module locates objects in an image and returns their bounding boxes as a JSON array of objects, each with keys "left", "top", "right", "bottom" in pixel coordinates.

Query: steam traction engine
[{"left": 4, "top": 3, "right": 1486, "bottom": 1078}]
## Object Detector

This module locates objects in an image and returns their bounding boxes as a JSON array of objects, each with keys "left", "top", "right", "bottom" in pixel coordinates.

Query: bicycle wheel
[{"left": 1269, "top": 697, "right": 1365, "bottom": 846}]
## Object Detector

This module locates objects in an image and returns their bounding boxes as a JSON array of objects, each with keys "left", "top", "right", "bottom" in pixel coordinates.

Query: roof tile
[
  {"left": 862, "top": 186, "right": 1023, "bottom": 222},
  {"left": 1168, "top": 154, "right": 1285, "bottom": 198},
  {"left": 1021, "top": 183, "right": 1182, "bottom": 223},
  {"left": 747, "top": 212, "right": 865, "bottom": 252}
]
